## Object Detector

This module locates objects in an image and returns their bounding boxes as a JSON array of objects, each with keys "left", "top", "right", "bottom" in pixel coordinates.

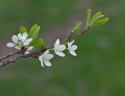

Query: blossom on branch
[
  {"left": 39, "top": 50, "right": 54, "bottom": 67},
  {"left": 54, "top": 39, "right": 66, "bottom": 57},
  {"left": 67, "top": 40, "right": 77, "bottom": 56},
  {"left": 7, "top": 32, "right": 32, "bottom": 49},
  {"left": 7, "top": 32, "right": 33, "bottom": 54},
  {"left": 24, "top": 46, "right": 34, "bottom": 54}
]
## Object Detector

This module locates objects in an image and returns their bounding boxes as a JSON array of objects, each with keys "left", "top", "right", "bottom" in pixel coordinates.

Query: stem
[
  {"left": 0, "top": 26, "right": 90, "bottom": 68},
  {"left": 0, "top": 50, "right": 20, "bottom": 61},
  {"left": 0, "top": 47, "right": 47, "bottom": 68}
]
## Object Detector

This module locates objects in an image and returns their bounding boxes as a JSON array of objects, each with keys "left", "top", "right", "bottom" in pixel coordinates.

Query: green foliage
[
  {"left": 28, "top": 24, "right": 40, "bottom": 41},
  {"left": 86, "top": 9, "right": 91, "bottom": 25},
  {"left": 30, "top": 38, "right": 44, "bottom": 47},
  {"left": 19, "top": 26, "right": 28, "bottom": 34},
  {"left": 72, "top": 22, "right": 82, "bottom": 33},
  {"left": 86, "top": 9, "right": 109, "bottom": 28},
  {"left": 91, "top": 17, "right": 109, "bottom": 27}
]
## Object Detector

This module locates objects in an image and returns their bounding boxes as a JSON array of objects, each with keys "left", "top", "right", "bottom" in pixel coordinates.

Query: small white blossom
[
  {"left": 24, "top": 46, "right": 34, "bottom": 54},
  {"left": 39, "top": 50, "right": 54, "bottom": 67},
  {"left": 54, "top": 39, "right": 66, "bottom": 57},
  {"left": 7, "top": 35, "right": 22, "bottom": 49},
  {"left": 67, "top": 40, "right": 77, "bottom": 56},
  {"left": 7, "top": 32, "right": 32, "bottom": 49},
  {"left": 18, "top": 32, "right": 32, "bottom": 46}
]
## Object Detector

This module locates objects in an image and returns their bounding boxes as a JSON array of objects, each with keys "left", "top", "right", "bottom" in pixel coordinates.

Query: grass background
[{"left": 0, "top": 0, "right": 125, "bottom": 96}]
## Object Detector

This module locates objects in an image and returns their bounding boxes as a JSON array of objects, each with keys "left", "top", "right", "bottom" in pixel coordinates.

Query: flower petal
[
  {"left": 44, "top": 60, "right": 52, "bottom": 67},
  {"left": 27, "top": 46, "right": 33, "bottom": 50},
  {"left": 23, "top": 32, "right": 28, "bottom": 39},
  {"left": 18, "top": 33, "right": 22, "bottom": 41},
  {"left": 12, "top": 35, "right": 18, "bottom": 43},
  {"left": 15, "top": 46, "right": 21, "bottom": 49},
  {"left": 39, "top": 56, "right": 44, "bottom": 67},
  {"left": 43, "top": 50, "right": 49, "bottom": 56},
  {"left": 71, "top": 45, "right": 77, "bottom": 50},
  {"left": 55, "top": 51, "right": 65, "bottom": 57},
  {"left": 25, "top": 51, "right": 30, "bottom": 54},
  {"left": 57, "top": 45, "right": 66, "bottom": 51},
  {"left": 23, "top": 39, "right": 32, "bottom": 46},
  {"left": 45, "top": 54, "right": 54, "bottom": 60},
  {"left": 7, "top": 43, "right": 15, "bottom": 47},
  {"left": 70, "top": 40, "right": 74, "bottom": 45},
  {"left": 69, "top": 51, "right": 77, "bottom": 56},
  {"left": 55, "top": 39, "right": 60, "bottom": 45}
]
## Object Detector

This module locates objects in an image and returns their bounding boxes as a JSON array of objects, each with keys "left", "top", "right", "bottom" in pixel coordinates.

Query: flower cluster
[
  {"left": 38, "top": 39, "right": 77, "bottom": 67},
  {"left": 7, "top": 32, "right": 33, "bottom": 54},
  {"left": 7, "top": 33, "right": 77, "bottom": 68}
]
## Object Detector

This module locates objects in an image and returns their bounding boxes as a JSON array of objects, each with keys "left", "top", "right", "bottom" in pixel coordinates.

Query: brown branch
[
  {"left": 0, "top": 26, "right": 90, "bottom": 68},
  {"left": 0, "top": 47, "right": 47, "bottom": 68},
  {"left": 0, "top": 50, "right": 20, "bottom": 61}
]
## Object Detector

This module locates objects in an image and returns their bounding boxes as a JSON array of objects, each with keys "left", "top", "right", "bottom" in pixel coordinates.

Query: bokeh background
[{"left": 0, "top": 0, "right": 125, "bottom": 96}]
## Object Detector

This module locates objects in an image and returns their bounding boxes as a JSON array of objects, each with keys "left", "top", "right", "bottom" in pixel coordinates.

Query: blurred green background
[{"left": 0, "top": 0, "right": 125, "bottom": 96}]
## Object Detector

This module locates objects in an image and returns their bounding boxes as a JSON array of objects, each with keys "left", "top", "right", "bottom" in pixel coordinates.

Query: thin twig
[
  {"left": 0, "top": 26, "right": 90, "bottom": 68},
  {"left": 0, "top": 47, "right": 47, "bottom": 68},
  {"left": 0, "top": 50, "right": 20, "bottom": 61}
]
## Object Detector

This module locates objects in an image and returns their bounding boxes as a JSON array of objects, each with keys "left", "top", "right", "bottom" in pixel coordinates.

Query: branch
[
  {"left": 0, "top": 27, "right": 89, "bottom": 68},
  {"left": 0, "top": 50, "right": 19, "bottom": 61},
  {"left": 0, "top": 47, "right": 47, "bottom": 68}
]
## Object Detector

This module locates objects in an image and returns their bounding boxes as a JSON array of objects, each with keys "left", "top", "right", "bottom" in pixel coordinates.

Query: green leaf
[
  {"left": 88, "top": 15, "right": 105, "bottom": 27},
  {"left": 28, "top": 24, "right": 40, "bottom": 41},
  {"left": 72, "top": 22, "right": 82, "bottom": 33},
  {"left": 19, "top": 26, "right": 28, "bottom": 34},
  {"left": 91, "top": 17, "right": 109, "bottom": 27},
  {"left": 86, "top": 9, "right": 91, "bottom": 25},
  {"left": 30, "top": 38, "right": 44, "bottom": 47},
  {"left": 89, "top": 12, "right": 101, "bottom": 24}
]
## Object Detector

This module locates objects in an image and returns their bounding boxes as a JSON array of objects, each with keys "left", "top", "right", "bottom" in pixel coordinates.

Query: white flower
[
  {"left": 18, "top": 32, "right": 32, "bottom": 46},
  {"left": 24, "top": 46, "right": 34, "bottom": 54},
  {"left": 67, "top": 40, "right": 77, "bottom": 56},
  {"left": 7, "top": 35, "right": 22, "bottom": 49},
  {"left": 39, "top": 50, "right": 54, "bottom": 67},
  {"left": 54, "top": 39, "right": 66, "bottom": 57},
  {"left": 7, "top": 32, "right": 32, "bottom": 49}
]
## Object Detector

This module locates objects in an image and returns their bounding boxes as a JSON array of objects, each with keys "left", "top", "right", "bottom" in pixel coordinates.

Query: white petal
[
  {"left": 7, "top": 43, "right": 15, "bottom": 47},
  {"left": 23, "top": 38, "right": 32, "bottom": 46},
  {"left": 25, "top": 51, "right": 30, "bottom": 54},
  {"left": 44, "top": 60, "right": 52, "bottom": 67},
  {"left": 71, "top": 45, "right": 77, "bottom": 50},
  {"left": 43, "top": 50, "right": 49, "bottom": 56},
  {"left": 18, "top": 33, "right": 22, "bottom": 41},
  {"left": 39, "top": 56, "right": 44, "bottom": 67},
  {"left": 27, "top": 38, "right": 33, "bottom": 42},
  {"left": 57, "top": 45, "right": 66, "bottom": 51},
  {"left": 39, "top": 55, "right": 43, "bottom": 62},
  {"left": 45, "top": 54, "right": 54, "bottom": 60},
  {"left": 67, "top": 42, "right": 71, "bottom": 47},
  {"left": 69, "top": 51, "right": 77, "bottom": 56},
  {"left": 15, "top": 46, "right": 21, "bottom": 49},
  {"left": 55, "top": 39, "right": 60, "bottom": 45},
  {"left": 12, "top": 35, "right": 18, "bottom": 43},
  {"left": 70, "top": 40, "right": 75, "bottom": 45},
  {"left": 23, "top": 32, "right": 28, "bottom": 39},
  {"left": 27, "top": 46, "right": 33, "bottom": 50},
  {"left": 55, "top": 51, "right": 65, "bottom": 57}
]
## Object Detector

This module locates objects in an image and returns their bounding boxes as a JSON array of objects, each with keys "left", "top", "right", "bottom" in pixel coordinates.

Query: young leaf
[
  {"left": 86, "top": 9, "right": 91, "bottom": 25},
  {"left": 28, "top": 24, "right": 40, "bottom": 41},
  {"left": 91, "top": 17, "right": 109, "bottom": 27},
  {"left": 30, "top": 38, "right": 44, "bottom": 46},
  {"left": 88, "top": 15, "right": 105, "bottom": 27},
  {"left": 89, "top": 12, "right": 101, "bottom": 24},
  {"left": 72, "top": 22, "right": 82, "bottom": 33},
  {"left": 19, "top": 26, "right": 28, "bottom": 34}
]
